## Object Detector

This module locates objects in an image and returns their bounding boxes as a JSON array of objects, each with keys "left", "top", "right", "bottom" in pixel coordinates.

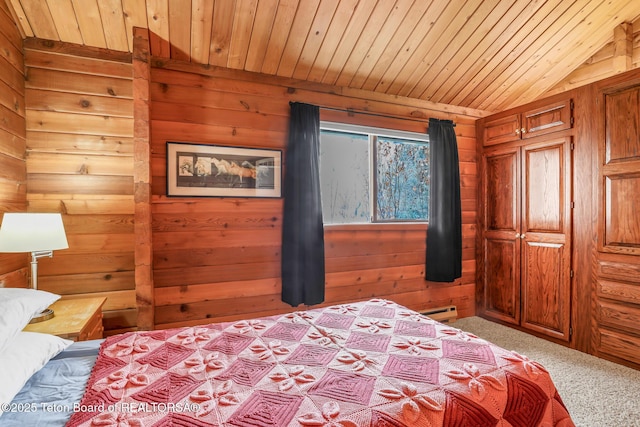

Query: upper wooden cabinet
[{"left": 482, "top": 99, "right": 573, "bottom": 146}]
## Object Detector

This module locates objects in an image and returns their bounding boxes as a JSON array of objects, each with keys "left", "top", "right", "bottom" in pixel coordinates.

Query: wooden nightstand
[{"left": 23, "top": 297, "right": 106, "bottom": 341}]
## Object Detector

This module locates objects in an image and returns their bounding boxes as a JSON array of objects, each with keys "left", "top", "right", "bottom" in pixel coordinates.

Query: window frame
[{"left": 319, "top": 121, "right": 430, "bottom": 225}]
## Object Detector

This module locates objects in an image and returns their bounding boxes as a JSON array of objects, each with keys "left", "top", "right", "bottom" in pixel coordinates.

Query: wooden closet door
[
  {"left": 482, "top": 145, "right": 521, "bottom": 325},
  {"left": 520, "top": 137, "right": 572, "bottom": 341}
]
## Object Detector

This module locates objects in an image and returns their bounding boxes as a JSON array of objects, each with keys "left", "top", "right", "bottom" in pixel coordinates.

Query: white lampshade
[{"left": 0, "top": 213, "right": 69, "bottom": 253}]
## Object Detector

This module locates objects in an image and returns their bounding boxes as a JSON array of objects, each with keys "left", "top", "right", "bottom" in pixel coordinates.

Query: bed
[{"left": 2, "top": 294, "right": 575, "bottom": 426}]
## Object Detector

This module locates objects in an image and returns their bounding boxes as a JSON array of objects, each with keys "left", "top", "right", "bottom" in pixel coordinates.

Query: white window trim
[{"left": 320, "top": 121, "right": 429, "bottom": 143}]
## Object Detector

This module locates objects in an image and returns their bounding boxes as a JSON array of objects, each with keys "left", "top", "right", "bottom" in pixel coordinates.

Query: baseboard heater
[{"left": 422, "top": 305, "right": 457, "bottom": 323}]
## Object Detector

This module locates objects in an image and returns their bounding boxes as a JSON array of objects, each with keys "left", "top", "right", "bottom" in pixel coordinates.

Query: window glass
[
  {"left": 320, "top": 130, "right": 370, "bottom": 224},
  {"left": 319, "top": 123, "right": 429, "bottom": 224},
  {"left": 376, "top": 136, "right": 430, "bottom": 221}
]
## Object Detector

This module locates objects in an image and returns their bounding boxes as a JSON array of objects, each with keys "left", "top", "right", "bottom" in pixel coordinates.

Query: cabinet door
[
  {"left": 601, "top": 86, "right": 640, "bottom": 255},
  {"left": 522, "top": 100, "right": 572, "bottom": 139},
  {"left": 482, "top": 146, "right": 521, "bottom": 324},
  {"left": 483, "top": 114, "right": 520, "bottom": 146},
  {"left": 520, "top": 137, "right": 572, "bottom": 341}
]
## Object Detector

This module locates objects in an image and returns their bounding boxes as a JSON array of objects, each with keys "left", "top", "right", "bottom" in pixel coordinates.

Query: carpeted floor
[{"left": 452, "top": 316, "right": 640, "bottom": 427}]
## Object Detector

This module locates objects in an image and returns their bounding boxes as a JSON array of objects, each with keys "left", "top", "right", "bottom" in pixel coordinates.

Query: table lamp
[{"left": 0, "top": 213, "right": 69, "bottom": 322}]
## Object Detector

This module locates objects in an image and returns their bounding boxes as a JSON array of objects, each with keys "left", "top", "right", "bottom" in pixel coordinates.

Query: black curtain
[
  {"left": 281, "top": 102, "right": 325, "bottom": 306},
  {"left": 425, "top": 118, "right": 462, "bottom": 282}
]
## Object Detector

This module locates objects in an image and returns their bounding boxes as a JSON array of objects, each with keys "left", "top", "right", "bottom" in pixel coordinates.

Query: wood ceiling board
[
  {"left": 98, "top": 0, "right": 130, "bottom": 52},
  {"left": 44, "top": 0, "right": 82, "bottom": 44},
  {"left": 370, "top": 0, "right": 448, "bottom": 94},
  {"left": 18, "top": 0, "right": 57, "bottom": 39},
  {"left": 122, "top": 0, "right": 148, "bottom": 52},
  {"left": 189, "top": 0, "right": 213, "bottom": 64},
  {"left": 315, "top": 0, "right": 376, "bottom": 85},
  {"left": 168, "top": 0, "right": 191, "bottom": 62},
  {"left": 348, "top": 0, "right": 415, "bottom": 89},
  {"left": 332, "top": 0, "right": 400, "bottom": 88},
  {"left": 358, "top": 0, "right": 430, "bottom": 91},
  {"left": 3, "top": 0, "right": 31, "bottom": 37},
  {"left": 512, "top": 0, "right": 640, "bottom": 110},
  {"left": 227, "top": 0, "right": 258, "bottom": 69},
  {"left": 6, "top": 0, "right": 640, "bottom": 112},
  {"left": 146, "top": 0, "right": 170, "bottom": 58},
  {"left": 244, "top": 0, "right": 279, "bottom": 73},
  {"left": 208, "top": 0, "right": 236, "bottom": 67},
  {"left": 260, "top": 0, "right": 299, "bottom": 75},
  {"left": 293, "top": 0, "right": 355, "bottom": 82},
  {"left": 405, "top": 0, "right": 493, "bottom": 100},
  {"left": 276, "top": 0, "right": 319, "bottom": 77},
  {"left": 71, "top": 0, "right": 106, "bottom": 48},
  {"left": 427, "top": 0, "right": 524, "bottom": 104},
  {"left": 450, "top": 0, "right": 564, "bottom": 108}
]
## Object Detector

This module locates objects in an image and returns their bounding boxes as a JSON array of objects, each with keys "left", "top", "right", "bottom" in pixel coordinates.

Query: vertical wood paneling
[
  {"left": 0, "top": 3, "right": 26, "bottom": 288},
  {"left": 149, "top": 59, "right": 480, "bottom": 329},
  {"left": 133, "top": 27, "right": 153, "bottom": 331},
  {"left": 24, "top": 39, "right": 135, "bottom": 334}
]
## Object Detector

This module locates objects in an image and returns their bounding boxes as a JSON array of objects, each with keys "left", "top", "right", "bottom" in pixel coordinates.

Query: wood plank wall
[
  {"left": 22, "top": 39, "right": 136, "bottom": 335},
  {"left": 148, "top": 59, "right": 482, "bottom": 329},
  {"left": 0, "top": 0, "right": 27, "bottom": 288}
]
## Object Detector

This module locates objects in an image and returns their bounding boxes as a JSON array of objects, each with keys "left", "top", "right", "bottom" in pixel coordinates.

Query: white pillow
[
  {"left": 0, "top": 288, "right": 60, "bottom": 355},
  {"left": 0, "top": 331, "right": 72, "bottom": 417}
]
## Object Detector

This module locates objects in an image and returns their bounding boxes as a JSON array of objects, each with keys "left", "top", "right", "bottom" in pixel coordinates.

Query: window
[{"left": 319, "top": 122, "right": 430, "bottom": 224}]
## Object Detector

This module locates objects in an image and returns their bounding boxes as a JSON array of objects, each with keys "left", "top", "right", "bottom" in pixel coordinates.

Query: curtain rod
[{"left": 317, "top": 105, "right": 456, "bottom": 127}]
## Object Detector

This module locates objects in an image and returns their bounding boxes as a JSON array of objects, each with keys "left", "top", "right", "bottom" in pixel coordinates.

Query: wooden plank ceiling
[{"left": 6, "top": 0, "right": 640, "bottom": 112}]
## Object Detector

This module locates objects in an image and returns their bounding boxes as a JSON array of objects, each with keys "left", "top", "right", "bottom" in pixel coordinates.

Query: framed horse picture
[{"left": 166, "top": 142, "right": 282, "bottom": 198}]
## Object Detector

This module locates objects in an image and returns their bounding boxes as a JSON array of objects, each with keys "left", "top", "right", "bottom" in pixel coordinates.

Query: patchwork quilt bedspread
[{"left": 66, "top": 299, "right": 575, "bottom": 426}]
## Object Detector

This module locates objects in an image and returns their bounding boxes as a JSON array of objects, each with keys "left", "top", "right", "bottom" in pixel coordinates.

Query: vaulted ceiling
[{"left": 6, "top": 0, "right": 640, "bottom": 112}]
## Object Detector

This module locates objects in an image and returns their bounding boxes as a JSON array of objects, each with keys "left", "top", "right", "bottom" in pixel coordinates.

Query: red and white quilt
[{"left": 67, "top": 299, "right": 575, "bottom": 426}]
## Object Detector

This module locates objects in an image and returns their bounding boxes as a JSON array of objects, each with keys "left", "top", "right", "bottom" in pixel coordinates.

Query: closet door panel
[
  {"left": 604, "top": 87, "right": 640, "bottom": 164},
  {"left": 521, "top": 241, "right": 569, "bottom": 339},
  {"left": 485, "top": 150, "right": 518, "bottom": 231},
  {"left": 482, "top": 146, "right": 520, "bottom": 324},
  {"left": 604, "top": 175, "right": 640, "bottom": 250},
  {"left": 484, "top": 238, "right": 520, "bottom": 323},
  {"left": 521, "top": 138, "right": 572, "bottom": 341},
  {"left": 525, "top": 145, "right": 562, "bottom": 232}
]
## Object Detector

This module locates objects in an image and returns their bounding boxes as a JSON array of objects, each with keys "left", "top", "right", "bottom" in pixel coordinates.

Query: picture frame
[{"left": 166, "top": 142, "right": 282, "bottom": 198}]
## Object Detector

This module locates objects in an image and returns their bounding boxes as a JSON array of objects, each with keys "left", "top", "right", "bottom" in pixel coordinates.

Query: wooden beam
[
  {"left": 613, "top": 22, "right": 633, "bottom": 73},
  {"left": 151, "top": 57, "right": 493, "bottom": 119},
  {"left": 132, "top": 26, "right": 154, "bottom": 330}
]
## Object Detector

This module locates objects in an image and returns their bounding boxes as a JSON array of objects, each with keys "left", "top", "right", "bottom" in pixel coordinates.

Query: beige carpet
[{"left": 452, "top": 317, "right": 640, "bottom": 427}]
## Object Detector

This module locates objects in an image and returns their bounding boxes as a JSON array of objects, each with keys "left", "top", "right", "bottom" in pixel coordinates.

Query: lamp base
[{"left": 29, "top": 308, "right": 54, "bottom": 323}]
